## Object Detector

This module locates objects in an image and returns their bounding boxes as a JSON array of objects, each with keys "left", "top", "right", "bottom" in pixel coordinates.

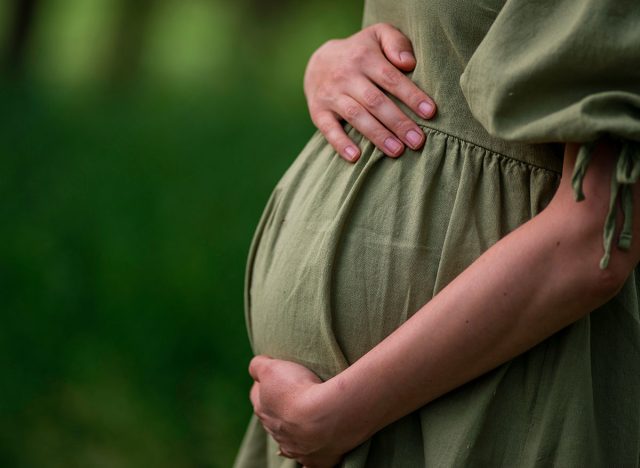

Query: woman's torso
[
  {"left": 246, "top": 0, "right": 563, "bottom": 378},
  {"left": 239, "top": 1, "right": 640, "bottom": 466}
]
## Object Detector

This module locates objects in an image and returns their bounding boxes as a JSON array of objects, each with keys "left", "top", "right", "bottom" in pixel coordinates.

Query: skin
[
  {"left": 304, "top": 23, "right": 437, "bottom": 162},
  {"left": 248, "top": 26, "right": 640, "bottom": 468}
]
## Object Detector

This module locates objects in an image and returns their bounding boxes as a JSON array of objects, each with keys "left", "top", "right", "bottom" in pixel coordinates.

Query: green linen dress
[{"left": 235, "top": 0, "right": 640, "bottom": 466}]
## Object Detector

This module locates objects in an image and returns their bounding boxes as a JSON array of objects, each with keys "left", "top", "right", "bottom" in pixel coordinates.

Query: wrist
[{"left": 317, "top": 372, "right": 377, "bottom": 449}]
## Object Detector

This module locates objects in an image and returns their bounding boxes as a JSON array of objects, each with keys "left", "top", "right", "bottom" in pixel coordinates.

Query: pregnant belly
[
  {"left": 245, "top": 131, "right": 457, "bottom": 380},
  {"left": 244, "top": 129, "right": 554, "bottom": 380}
]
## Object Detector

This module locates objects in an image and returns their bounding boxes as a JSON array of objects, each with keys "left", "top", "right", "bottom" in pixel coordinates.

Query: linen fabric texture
[{"left": 234, "top": 0, "right": 640, "bottom": 466}]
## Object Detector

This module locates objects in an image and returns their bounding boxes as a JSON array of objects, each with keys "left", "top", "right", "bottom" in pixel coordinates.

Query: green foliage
[{"left": 0, "top": 1, "right": 362, "bottom": 466}]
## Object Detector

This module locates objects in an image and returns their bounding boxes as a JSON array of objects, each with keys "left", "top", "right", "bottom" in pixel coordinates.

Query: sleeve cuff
[{"left": 571, "top": 139, "right": 640, "bottom": 269}]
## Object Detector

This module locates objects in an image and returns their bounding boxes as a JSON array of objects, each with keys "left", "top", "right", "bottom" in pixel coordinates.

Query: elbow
[
  {"left": 585, "top": 265, "right": 627, "bottom": 304},
  {"left": 590, "top": 242, "right": 638, "bottom": 300},
  {"left": 561, "top": 239, "right": 629, "bottom": 308},
  {"left": 560, "top": 207, "right": 634, "bottom": 305}
]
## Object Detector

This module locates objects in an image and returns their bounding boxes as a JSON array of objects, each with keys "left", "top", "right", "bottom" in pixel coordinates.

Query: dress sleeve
[{"left": 459, "top": 0, "right": 640, "bottom": 269}]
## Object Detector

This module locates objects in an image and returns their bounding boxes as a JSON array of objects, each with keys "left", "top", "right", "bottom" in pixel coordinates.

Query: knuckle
[
  {"left": 362, "top": 88, "right": 386, "bottom": 109},
  {"left": 372, "top": 128, "right": 391, "bottom": 145},
  {"left": 363, "top": 23, "right": 379, "bottom": 33},
  {"left": 315, "top": 82, "right": 336, "bottom": 103},
  {"left": 380, "top": 65, "right": 401, "bottom": 88},
  {"left": 394, "top": 119, "right": 416, "bottom": 135},
  {"left": 371, "top": 22, "right": 393, "bottom": 34},
  {"left": 259, "top": 363, "right": 272, "bottom": 378},
  {"left": 272, "top": 419, "right": 284, "bottom": 433},
  {"left": 311, "top": 112, "right": 334, "bottom": 134},
  {"left": 324, "top": 124, "right": 341, "bottom": 140},
  {"left": 343, "top": 104, "right": 361, "bottom": 120},
  {"left": 311, "top": 113, "right": 327, "bottom": 129},
  {"left": 326, "top": 128, "right": 344, "bottom": 146},
  {"left": 329, "top": 133, "right": 348, "bottom": 152},
  {"left": 317, "top": 120, "right": 333, "bottom": 135},
  {"left": 347, "top": 44, "right": 370, "bottom": 63},
  {"left": 328, "top": 67, "right": 349, "bottom": 84},
  {"left": 397, "top": 115, "right": 417, "bottom": 130},
  {"left": 409, "top": 90, "right": 427, "bottom": 107}
]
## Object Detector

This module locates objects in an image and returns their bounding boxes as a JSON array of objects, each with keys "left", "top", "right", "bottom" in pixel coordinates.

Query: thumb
[
  {"left": 373, "top": 23, "right": 416, "bottom": 71},
  {"left": 248, "top": 355, "right": 272, "bottom": 382}
]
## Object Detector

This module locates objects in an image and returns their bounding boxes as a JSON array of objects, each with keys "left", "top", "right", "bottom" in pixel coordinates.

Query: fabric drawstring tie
[{"left": 571, "top": 139, "right": 640, "bottom": 269}]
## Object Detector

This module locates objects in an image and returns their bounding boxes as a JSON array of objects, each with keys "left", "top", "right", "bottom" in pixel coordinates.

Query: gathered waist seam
[{"left": 417, "top": 124, "right": 563, "bottom": 175}]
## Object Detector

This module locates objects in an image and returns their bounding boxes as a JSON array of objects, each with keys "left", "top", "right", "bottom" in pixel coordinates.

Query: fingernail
[
  {"left": 345, "top": 146, "right": 359, "bottom": 161},
  {"left": 384, "top": 137, "right": 403, "bottom": 154},
  {"left": 406, "top": 129, "right": 423, "bottom": 148},
  {"left": 400, "top": 51, "right": 415, "bottom": 63},
  {"left": 419, "top": 101, "right": 434, "bottom": 118}
]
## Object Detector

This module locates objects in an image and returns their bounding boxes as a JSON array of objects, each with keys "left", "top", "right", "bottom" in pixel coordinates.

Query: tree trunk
[
  {"left": 107, "top": 0, "right": 156, "bottom": 85},
  {"left": 3, "top": 0, "right": 40, "bottom": 75}
]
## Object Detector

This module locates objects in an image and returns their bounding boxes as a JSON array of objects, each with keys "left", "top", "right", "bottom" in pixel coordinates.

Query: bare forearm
[
  {"left": 328, "top": 205, "right": 602, "bottom": 443},
  {"left": 324, "top": 143, "right": 636, "bottom": 448}
]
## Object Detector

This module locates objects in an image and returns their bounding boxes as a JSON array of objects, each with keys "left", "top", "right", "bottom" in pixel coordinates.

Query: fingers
[
  {"left": 372, "top": 23, "right": 416, "bottom": 71},
  {"left": 311, "top": 93, "right": 423, "bottom": 160},
  {"left": 248, "top": 355, "right": 272, "bottom": 382},
  {"left": 312, "top": 87, "right": 423, "bottom": 160},
  {"left": 350, "top": 78, "right": 425, "bottom": 151},
  {"left": 304, "top": 23, "right": 438, "bottom": 163},
  {"left": 335, "top": 95, "right": 406, "bottom": 158},
  {"left": 277, "top": 447, "right": 295, "bottom": 459},
  {"left": 365, "top": 61, "right": 436, "bottom": 120},
  {"left": 250, "top": 382, "right": 259, "bottom": 407},
  {"left": 311, "top": 110, "right": 362, "bottom": 162}
]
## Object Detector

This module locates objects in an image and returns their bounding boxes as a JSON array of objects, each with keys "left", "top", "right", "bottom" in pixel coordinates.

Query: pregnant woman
[{"left": 235, "top": 0, "right": 640, "bottom": 466}]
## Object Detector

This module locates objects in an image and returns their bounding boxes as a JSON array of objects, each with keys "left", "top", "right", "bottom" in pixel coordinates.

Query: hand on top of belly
[
  {"left": 304, "top": 23, "right": 437, "bottom": 162},
  {"left": 249, "top": 355, "right": 354, "bottom": 468}
]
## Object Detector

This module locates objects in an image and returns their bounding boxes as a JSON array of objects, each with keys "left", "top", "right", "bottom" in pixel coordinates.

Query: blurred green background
[{"left": 0, "top": 1, "right": 361, "bottom": 466}]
